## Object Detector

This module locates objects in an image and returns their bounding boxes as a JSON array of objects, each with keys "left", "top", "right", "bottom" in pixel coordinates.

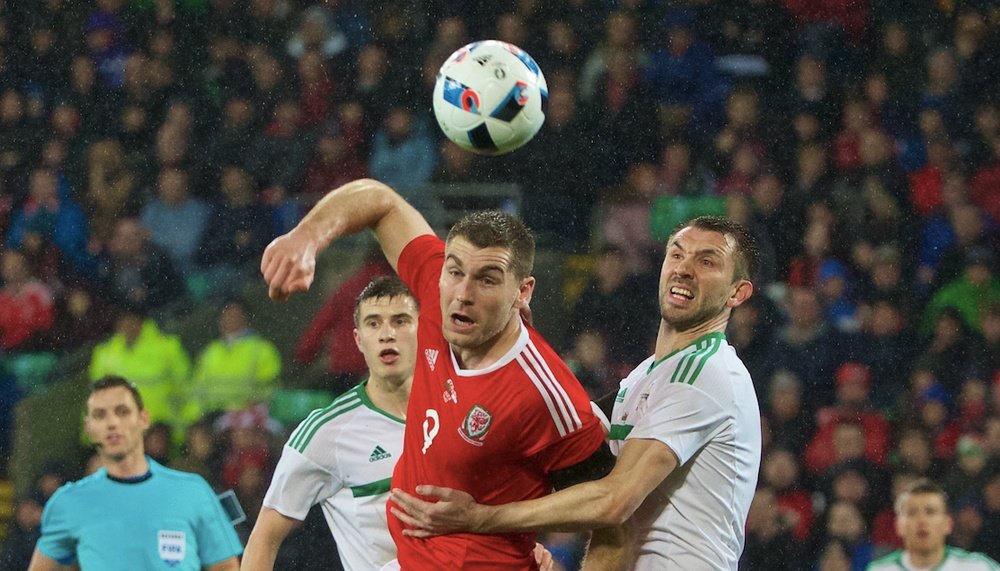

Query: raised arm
[
  {"left": 261, "top": 179, "right": 434, "bottom": 301},
  {"left": 391, "top": 438, "right": 679, "bottom": 534}
]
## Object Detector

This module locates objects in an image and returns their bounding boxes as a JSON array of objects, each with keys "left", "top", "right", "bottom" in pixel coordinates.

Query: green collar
[{"left": 648, "top": 332, "right": 727, "bottom": 374}]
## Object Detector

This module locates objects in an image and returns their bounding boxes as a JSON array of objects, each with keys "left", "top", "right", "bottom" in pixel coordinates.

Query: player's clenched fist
[{"left": 261, "top": 229, "right": 319, "bottom": 301}]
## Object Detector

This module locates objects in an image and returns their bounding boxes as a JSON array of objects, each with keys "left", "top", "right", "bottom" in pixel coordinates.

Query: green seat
[
  {"left": 270, "top": 388, "right": 335, "bottom": 426},
  {"left": 7, "top": 353, "right": 59, "bottom": 395}
]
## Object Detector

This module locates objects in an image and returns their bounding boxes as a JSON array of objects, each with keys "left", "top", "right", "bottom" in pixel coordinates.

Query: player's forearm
[
  {"left": 480, "top": 479, "right": 633, "bottom": 533},
  {"left": 240, "top": 539, "right": 278, "bottom": 571},
  {"left": 241, "top": 509, "right": 295, "bottom": 571},
  {"left": 294, "top": 178, "right": 402, "bottom": 251}
]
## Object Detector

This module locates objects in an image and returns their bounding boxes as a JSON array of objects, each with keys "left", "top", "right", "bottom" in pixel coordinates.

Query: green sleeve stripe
[
  {"left": 288, "top": 392, "right": 358, "bottom": 449},
  {"left": 290, "top": 396, "right": 362, "bottom": 451},
  {"left": 687, "top": 337, "right": 722, "bottom": 385},
  {"left": 608, "top": 424, "right": 633, "bottom": 440},
  {"left": 670, "top": 340, "right": 704, "bottom": 384},
  {"left": 673, "top": 340, "right": 713, "bottom": 384},
  {"left": 350, "top": 477, "right": 392, "bottom": 498}
]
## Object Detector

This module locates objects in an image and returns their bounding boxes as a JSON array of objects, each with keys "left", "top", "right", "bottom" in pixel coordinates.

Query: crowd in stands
[{"left": 0, "top": 0, "right": 998, "bottom": 569}]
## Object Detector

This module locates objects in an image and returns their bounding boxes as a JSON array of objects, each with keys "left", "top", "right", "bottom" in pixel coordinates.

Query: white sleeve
[
  {"left": 262, "top": 445, "right": 343, "bottom": 520},
  {"left": 628, "top": 382, "right": 728, "bottom": 466}
]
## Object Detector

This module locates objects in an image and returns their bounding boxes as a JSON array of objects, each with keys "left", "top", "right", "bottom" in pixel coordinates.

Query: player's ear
[
  {"left": 727, "top": 280, "right": 753, "bottom": 308},
  {"left": 353, "top": 329, "right": 362, "bottom": 352},
  {"left": 139, "top": 408, "right": 151, "bottom": 430},
  {"left": 515, "top": 276, "right": 535, "bottom": 309}
]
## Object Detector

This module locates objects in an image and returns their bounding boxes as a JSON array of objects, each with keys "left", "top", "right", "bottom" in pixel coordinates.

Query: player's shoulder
[
  {"left": 945, "top": 546, "right": 1000, "bottom": 569},
  {"left": 285, "top": 384, "right": 369, "bottom": 452},
  {"left": 866, "top": 549, "right": 904, "bottom": 570}
]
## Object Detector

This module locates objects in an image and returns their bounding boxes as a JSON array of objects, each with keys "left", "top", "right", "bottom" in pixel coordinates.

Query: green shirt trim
[
  {"left": 350, "top": 477, "right": 392, "bottom": 498},
  {"left": 647, "top": 332, "right": 726, "bottom": 374}
]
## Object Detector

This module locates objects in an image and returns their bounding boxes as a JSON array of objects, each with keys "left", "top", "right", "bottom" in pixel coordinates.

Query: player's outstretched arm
[
  {"left": 390, "top": 438, "right": 679, "bottom": 534},
  {"left": 241, "top": 507, "right": 302, "bottom": 571},
  {"left": 261, "top": 178, "right": 434, "bottom": 301}
]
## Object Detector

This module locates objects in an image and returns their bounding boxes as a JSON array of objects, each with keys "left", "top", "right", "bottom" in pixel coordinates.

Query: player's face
[
  {"left": 354, "top": 295, "right": 419, "bottom": 385},
  {"left": 84, "top": 386, "right": 150, "bottom": 463},
  {"left": 439, "top": 236, "right": 533, "bottom": 353},
  {"left": 659, "top": 226, "right": 751, "bottom": 331},
  {"left": 895, "top": 493, "right": 953, "bottom": 556}
]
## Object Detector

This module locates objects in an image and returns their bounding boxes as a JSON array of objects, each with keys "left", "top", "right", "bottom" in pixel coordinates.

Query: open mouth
[
  {"left": 669, "top": 286, "right": 695, "bottom": 301},
  {"left": 450, "top": 313, "right": 475, "bottom": 328},
  {"left": 379, "top": 348, "right": 400, "bottom": 364}
]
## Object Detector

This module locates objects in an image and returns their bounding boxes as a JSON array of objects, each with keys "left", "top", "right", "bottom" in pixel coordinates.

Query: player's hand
[
  {"left": 390, "top": 486, "right": 486, "bottom": 537},
  {"left": 533, "top": 543, "right": 555, "bottom": 571},
  {"left": 261, "top": 228, "right": 319, "bottom": 301}
]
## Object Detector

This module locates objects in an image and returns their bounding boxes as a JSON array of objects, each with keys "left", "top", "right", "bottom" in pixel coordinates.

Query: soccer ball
[{"left": 432, "top": 40, "right": 547, "bottom": 156}]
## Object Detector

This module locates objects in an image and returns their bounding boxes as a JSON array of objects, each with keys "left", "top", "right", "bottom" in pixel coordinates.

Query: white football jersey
[
  {"left": 609, "top": 332, "right": 761, "bottom": 571},
  {"left": 264, "top": 382, "right": 404, "bottom": 571},
  {"left": 868, "top": 547, "right": 1000, "bottom": 570}
]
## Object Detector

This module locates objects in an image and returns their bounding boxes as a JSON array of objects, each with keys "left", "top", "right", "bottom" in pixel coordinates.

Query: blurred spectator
[
  {"left": 294, "top": 245, "right": 393, "bottom": 392},
  {"left": 369, "top": 106, "right": 436, "bottom": 208},
  {"left": 0, "top": 492, "right": 44, "bottom": 569},
  {"left": 195, "top": 165, "right": 273, "bottom": 297},
  {"left": 760, "top": 448, "right": 814, "bottom": 542},
  {"left": 915, "top": 382, "right": 962, "bottom": 459},
  {"left": 563, "top": 329, "right": 622, "bottom": 399},
  {"left": 198, "top": 96, "right": 258, "bottom": 184},
  {"left": 515, "top": 87, "right": 596, "bottom": 252},
  {"left": 47, "top": 285, "right": 116, "bottom": 352},
  {"left": 565, "top": 244, "right": 658, "bottom": 369},
  {"left": 140, "top": 166, "right": 210, "bottom": 278},
  {"left": 579, "top": 11, "right": 647, "bottom": 105},
  {"left": 144, "top": 420, "right": 173, "bottom": 465},
  {"left": 190, "top": 299, "right": 281, "bottom": 416},
  {"left": 764, "top": 370, "right": 815, "bottom": 454},
  {"left": 285, "top": 4, "right": 366, "bottom": 64},
  {"left": 805, "top": 362, "right": 891, "bottom": 475},
  {"left": 84, "top": 138, "right": 139, "bottom": 246},
  {"left": 775, "top": 286, "right": 850, "bottom": 407},
  {"left": 295, "top": 49, "right": 336, "bottom": 126},
  {"left": 95, "top": 217, "right": 183, "bottom": 312},
  {"left": 0, "top": 248, "right": 55, "bottom": 352},
  {"left": 88, "top": 309, "right": 192, "bottom": 427},
  {"left": 245, "top": 98, "right": 314, "bottom": 219},
  {"left": 598, "top": 162, "right": 659, "bottom": 271},
  {"left": 6, "top": 167, "right": 95, "bottom": 279},
  {"left": 739, "top": 486, "right": 801, "bottom": 570},
  {"left": 943, "top": 435, "right": 991, "bottom": 502},
  {"left": 855, "top": 295, "right": 918, "bottom": 407},
  {"left": 820, "top": 500, "right": 874, "bottom": 571},
  {"left": 924, "top": 247, "right": 1000, "bottom": 334},
  {"left": 728, "top": 294, "right": 780, "bottom": 387},
  {"left": 974, "top": 467, "right": 1000, "bottom": 561},
  {"left": 301, "top": 107, "right": 367, "bottom": 200},
  {"left": 643, "top": 7, "right": 724, "bottom": 134},
  {"left": 85, "top": 8, "right": 128, "bottom": 91},
  {"left": 171, "top": 421, "right": 222, "bottom": 490}
]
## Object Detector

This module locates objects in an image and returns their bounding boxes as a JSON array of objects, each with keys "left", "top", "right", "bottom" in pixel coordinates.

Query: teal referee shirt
[{"left": 37, "top": 458, "right": 243, "bottom": 569}]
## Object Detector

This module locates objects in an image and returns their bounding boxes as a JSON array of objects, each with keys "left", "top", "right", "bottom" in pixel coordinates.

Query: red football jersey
[{"left": 387, "top": 235, "right": 606, "bottom": 570}]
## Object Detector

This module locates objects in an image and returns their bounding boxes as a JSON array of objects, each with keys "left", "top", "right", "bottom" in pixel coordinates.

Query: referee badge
[{"left": 158, "top": 530, "right": 186, "bottom": 566}]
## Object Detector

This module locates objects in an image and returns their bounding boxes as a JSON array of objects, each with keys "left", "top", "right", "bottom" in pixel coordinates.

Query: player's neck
[
  {"left": 452, "top": 315, "right": 521, "bottom": 370},
  {"left": 654, "top": 314, "right": 728, "bottom": 360},
  {"left": 103, "top": 450, "right": 150, "bottom": 479},
  {"left": 906, "top": 546, "right": 946, "bottom": 569},
  {"left": 367, "top": 376, "right": 412, "bottom": 420}
]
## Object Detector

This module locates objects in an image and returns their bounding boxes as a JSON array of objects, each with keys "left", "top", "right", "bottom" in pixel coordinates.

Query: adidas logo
[
  {"left": 369, "top": 445, "right": 392, "bottom": 463},
  {"left": 425, "top": 348, "right": 439, "bottom": 370}
]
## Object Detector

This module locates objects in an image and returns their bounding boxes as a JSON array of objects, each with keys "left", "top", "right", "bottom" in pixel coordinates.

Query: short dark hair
[
  {"left": 670, "top": 216, "right": 759, "bottom": 281},
  {"left": 446, "top": 210, "right": 535, "bottom": 280},
  {"left": 894, "top": 478, "right": 948, "bottom": 515},
  {"left": 353, "top": 275, "right": 419, "bottom": 326},
  {"left": 89, "top": 375, "right": 144, "bottom": 411}
]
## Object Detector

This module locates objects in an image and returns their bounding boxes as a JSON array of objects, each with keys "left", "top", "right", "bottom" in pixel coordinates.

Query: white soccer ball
[{"left": 432, "top": 40, "right": 548, "bottom": 156}]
